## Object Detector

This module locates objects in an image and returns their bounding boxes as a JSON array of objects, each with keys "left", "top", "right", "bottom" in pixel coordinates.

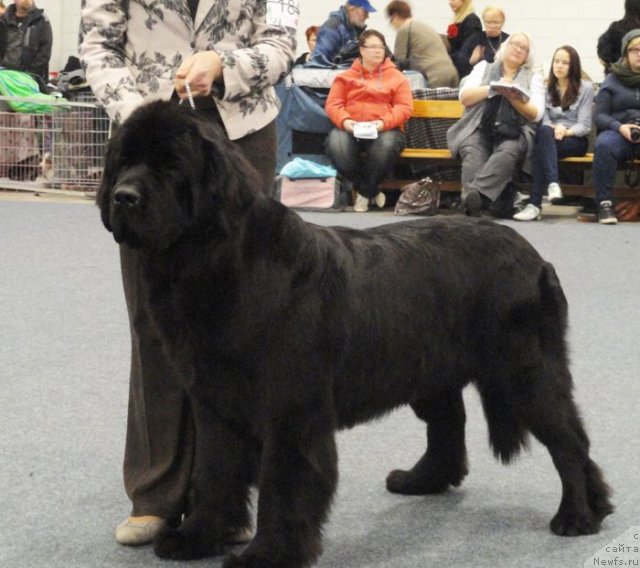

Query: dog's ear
[
  {"left": 96, "top": 132, "right": 121, "bottom": 232},
  {"left": 194, "top": 118, "right": 262, "bottom": 213}
]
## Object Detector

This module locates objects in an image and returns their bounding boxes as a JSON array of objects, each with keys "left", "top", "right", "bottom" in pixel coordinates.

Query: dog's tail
[{"left": 478, "top": 262, "right": 569, "bottom": 464}]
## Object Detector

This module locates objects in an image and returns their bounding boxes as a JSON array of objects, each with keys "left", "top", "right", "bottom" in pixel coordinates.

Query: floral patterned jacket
[{"left": 79, "top": 0, "right": 297, "bottom": 139}]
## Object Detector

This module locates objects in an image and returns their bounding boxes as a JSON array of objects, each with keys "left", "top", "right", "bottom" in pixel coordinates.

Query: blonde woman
[
  {"left": 447, "top": 0, "right": 482, "bottom": 78},
  {"left": 446, "top": 32, "right": 545, "bottom": 216},
  {"left": 458, "top": 5, "right": 509, "bottom": 78}
]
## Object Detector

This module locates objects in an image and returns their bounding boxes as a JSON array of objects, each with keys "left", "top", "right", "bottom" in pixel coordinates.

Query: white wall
[
  {"left": 36, "top": 0, "right": 79, "bottom": 73},
  {"left": 42, "top": 0, "right": 621, "bottom": 83}
]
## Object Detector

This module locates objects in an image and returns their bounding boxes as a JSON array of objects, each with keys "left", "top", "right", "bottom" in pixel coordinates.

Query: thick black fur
[{"left": 98, "top": 101, "right": 613, "bottom": 567}]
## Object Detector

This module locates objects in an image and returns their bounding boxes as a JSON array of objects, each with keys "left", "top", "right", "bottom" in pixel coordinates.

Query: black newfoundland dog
[{"left": 98, "top": 101, "right": 612, "bottom": 567}]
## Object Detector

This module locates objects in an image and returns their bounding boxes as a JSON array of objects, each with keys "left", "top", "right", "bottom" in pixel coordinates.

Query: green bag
[{"left": 0, "top": 69, "right": 69, "bottom": 113}]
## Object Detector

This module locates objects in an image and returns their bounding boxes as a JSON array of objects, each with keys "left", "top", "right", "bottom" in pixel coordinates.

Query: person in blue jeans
[
  {"left": 324, "top": 29, "right": 412, "bottom": 212},
  {"left": 592, "top": 28, "right": 640, "bottom": 224},
  {"left": 514, "top": 45, "right": 592, "bottom": 221}
]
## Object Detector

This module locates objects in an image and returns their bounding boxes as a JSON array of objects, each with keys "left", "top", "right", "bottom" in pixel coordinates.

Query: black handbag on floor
[{"left": 394, "top": 177, "right": 440, "bottom": 216}]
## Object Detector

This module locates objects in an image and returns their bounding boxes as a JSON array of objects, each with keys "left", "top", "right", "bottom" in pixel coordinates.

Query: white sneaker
[
  {"left": 547, "top": 183, "right": 563, "bottom": 202},
  {"left": 513, "top": 203, "right": 541, "bottom": 221},
  {"left": 373, "top": 192, "right": 386, "bottom": 209},
  {"left": 354, "top": 192, "right": 369, "bottom": 212}
]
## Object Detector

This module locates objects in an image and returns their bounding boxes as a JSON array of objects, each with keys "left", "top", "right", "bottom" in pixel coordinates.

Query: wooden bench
[{"left": 381, "top": 99, "right": 639, "bottom": 199}]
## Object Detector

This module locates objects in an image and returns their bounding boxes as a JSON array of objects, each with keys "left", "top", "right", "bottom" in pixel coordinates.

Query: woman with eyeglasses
[
  {"left": 457, "top": 5, "right": 509, "bottom": 78},
  {"left": 514, "top": 45, "right": 593, "bottom": 221},
  {"left": 591, "top": 29, "right": 640, "bottom": 224},
  {"left": 446, "top": 32, "right": 545, "bottom": 217},
  {"left": 325, "top": 29, "right": 413, "bottom": 212},
  {"left": 295, "top": 26, "right": 320, "bottom": 66}
]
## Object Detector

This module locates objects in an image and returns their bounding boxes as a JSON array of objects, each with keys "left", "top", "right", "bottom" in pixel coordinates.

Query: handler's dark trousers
[{"left": 120, "top": 119, "right": 277, "bottom": 518}]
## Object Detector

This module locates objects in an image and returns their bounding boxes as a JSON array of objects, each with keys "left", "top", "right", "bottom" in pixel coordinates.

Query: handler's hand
[{"left": 175, "top": 51, "right": 223, "bottom": 99}]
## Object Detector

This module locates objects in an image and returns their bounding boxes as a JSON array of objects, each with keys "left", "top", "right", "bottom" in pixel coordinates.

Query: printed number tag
[{"left": 266, "top": 0, "right": 299, "bottom": 29}]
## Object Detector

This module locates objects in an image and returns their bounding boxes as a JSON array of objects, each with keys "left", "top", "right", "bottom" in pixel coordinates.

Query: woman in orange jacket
[{"left": 325, "top": 29, "right": 413, "bottom": 211}]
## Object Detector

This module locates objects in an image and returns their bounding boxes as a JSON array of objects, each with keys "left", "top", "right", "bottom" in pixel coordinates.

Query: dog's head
[{"left": 97, "top": 100, "right": 259, "bottom": 250}]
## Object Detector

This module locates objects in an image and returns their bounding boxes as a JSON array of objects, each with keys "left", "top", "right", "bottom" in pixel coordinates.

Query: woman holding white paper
[
  {"left": 325, "top": 29, "right": 413, "bottom": 212},
  {"left": 446, "top": 32, "right": 545, "bottom": 216}
]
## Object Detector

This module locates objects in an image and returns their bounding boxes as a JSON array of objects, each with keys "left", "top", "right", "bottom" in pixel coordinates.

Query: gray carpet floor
[{"left": 1, "top": 196, "right": 639, "bottom": 568}]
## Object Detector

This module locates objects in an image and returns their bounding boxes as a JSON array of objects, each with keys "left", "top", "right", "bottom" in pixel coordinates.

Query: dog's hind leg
[
  {"left": 499, "top": 263, "right": 613, "bottom": 535},
  {"left": 154, "top": 399, "right": 257, "bottom": 560},
  {"left": 225, "top": 409, "right": 339, "bottom": 568},
  {"left": 386, "top": 389, "right": 469, "bottom": 495},
  {"left": 506, "top": 362, "right": 613, "bottom": 536}
]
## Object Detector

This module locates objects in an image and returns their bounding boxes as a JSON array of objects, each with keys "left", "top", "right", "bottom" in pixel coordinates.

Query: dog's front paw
[
  {"left": 153, "top": 525, "right": 225, "bottom": 560},
  {"left": 550, "top": 509, "right": 600, "bottom": 536}
]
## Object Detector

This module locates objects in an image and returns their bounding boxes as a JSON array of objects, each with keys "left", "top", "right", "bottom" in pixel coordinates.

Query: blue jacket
[
  {"left": 594, "top": 72, "right": 640, "bottom": 133},
  {"left": 306, "top": 7, "right": 364, "bottom": 68}
]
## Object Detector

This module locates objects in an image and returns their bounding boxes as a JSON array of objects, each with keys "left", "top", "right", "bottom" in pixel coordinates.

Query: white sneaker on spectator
[
  {"left": 513, "top": 203, "right": 541, "bottom": 221},
  {"left": 547, "top": 183, "right": 563, "bottom": 202},
  {"left": 373, "top": 192, "right": 386, "bottom": 209},
  {"left": 354, "top": 192, "right": 369, "bottom": 212}
]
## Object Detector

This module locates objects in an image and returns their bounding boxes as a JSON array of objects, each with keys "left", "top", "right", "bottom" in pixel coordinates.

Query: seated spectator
[
  {"left": 0, "top": 2, "right": 6, "bottom": 17},
  {"left": 598, "top": 0, "right": 640, "bottom": 74},
  {"left": 446, "top": 0, "right": 482, "bottom": 80},
  {"left": 306, "top": 0, "right": 376, "bottom": 68},
  {"left": 446, "top": 32, "right": 544, "bottom": 216},
  {"left": 458, "top": 5, "right": 509, "bottom": 74},
  {"left": 592, "top": 28, "right": 640, "bottom": 225},
  {"left": 514, "top": 46, "right": 592, "bottom": 221},
  {"left": 386, "top": 0, "right": 458, "bottom": 87},
  {"left": 0, "top": 0, "right": 52, "bottom": 86},
  {"left": 295, "top": 26, "right": 319, "bottom": 66},
  {"left": 325, "top": 29, "right": 413, "bottom": 212}
]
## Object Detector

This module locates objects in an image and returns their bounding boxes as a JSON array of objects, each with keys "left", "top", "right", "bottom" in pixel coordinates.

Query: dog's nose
[{"left": 113, "top": 185, "right": 140, "bottom": 207}]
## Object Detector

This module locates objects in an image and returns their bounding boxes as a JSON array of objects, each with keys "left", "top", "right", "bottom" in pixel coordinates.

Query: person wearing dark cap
[
  {"left": 592, "top": 28, "right": 640, "bottom": 224},
  {"left": 307, "top": 0, "right": 376, "bottom": 68}
]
